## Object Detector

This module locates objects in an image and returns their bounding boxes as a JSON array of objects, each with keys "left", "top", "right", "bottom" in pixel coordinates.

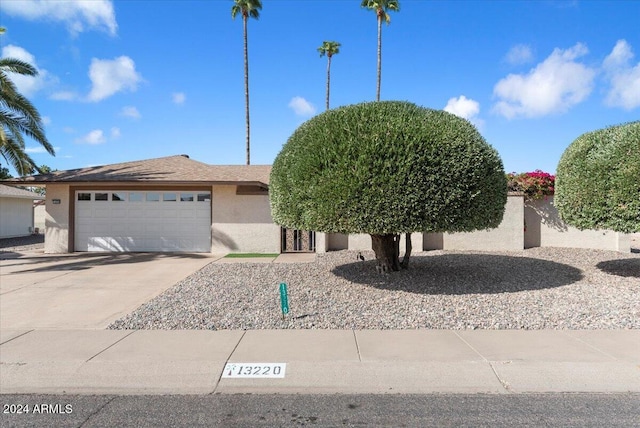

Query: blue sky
[{"left": 1, "top": 0, "right": 639, "bottom": 176}]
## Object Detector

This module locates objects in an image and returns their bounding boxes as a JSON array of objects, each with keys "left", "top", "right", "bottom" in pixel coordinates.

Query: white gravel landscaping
[{"left": 109, "top": 247, "right": 639, "bottom": 330}]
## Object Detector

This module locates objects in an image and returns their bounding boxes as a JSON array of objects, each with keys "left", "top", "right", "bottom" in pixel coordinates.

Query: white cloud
[
  {"left": 87, "top": 56, "right": 142, "bottom": 102},
  {"left": 505, "top": 44, "right": 534, "bottom": 65},
  {"left": 172, "top": 92, "right": 186, "bottom": 105},
  {"left": 25, "top": 145, "right": 60, "bottom": 154},
  {"left": 41, "top": 116, "right": 51, "bottom": 126},
  {"left": 1, "top": 44, "right": 52, "bottom": 96},
  {"left": 288, "top": 96, "right": 316, "bottom": 116},
  {"left": 110, "top": 127, "right": 121, "bottom": 139},
  {"left": 51, "top": 90, "right": 79, "bottom": 101},
  {"left": 603, "top": 39, "right": 640, "bottom": 110},
  {"left": 76, "top": 129, "right": 106, "bottom": 145},
  {"left": 492, "top": 43, "right": 595, "bottom": 118},
  {"left": 444, "top": 96, "right": 480, "bottom": 119},
  {"left": 2, "top": 0, "right": 117, "bottom": 36},
  {"left": 120, "top": 106, "right": 141, "bottom": 119},
  {"left": 444, "top": 95, "right": 483, "bottom": 129}
]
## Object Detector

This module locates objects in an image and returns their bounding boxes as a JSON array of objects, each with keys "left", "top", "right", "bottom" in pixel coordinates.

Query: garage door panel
[
  {"left": 144, "top": 223, "right": 162, "bottom": 233},
  {"left": 94, "top": 209, "right": 113, "bottom": 218},
  {"left": 110, "top": 224, "right": 127, "bottom": 234},
  {"left": 110, "top": 209, "right": 127, "bottom": 218},
  {"left": 178, "top": 212, "right": 196, "bottom": 220},
  {"left": 77, "top": 207, "right": 93, "bottom": 218},
  {"left": 75, "top": 190, "right": 211, "bottom": 253},
  {"left": 162, "top": 210, "right": 178, "bottom": 218},
  {"left": 146, "top": 210, "right": 162, "bottom": 218},
  {"left": 196, "top": 209, "right": 210, "bottom": 219}
]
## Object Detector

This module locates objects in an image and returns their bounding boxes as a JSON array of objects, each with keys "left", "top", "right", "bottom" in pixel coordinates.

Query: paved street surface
[{"left": 2, "top": 393, "right": 639, "bottom": 427}]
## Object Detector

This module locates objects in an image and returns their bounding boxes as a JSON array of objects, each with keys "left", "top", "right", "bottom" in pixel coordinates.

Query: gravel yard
[
  {"left": 0, "top": 234, "right": 44, "bottom": 253},
  {"left": 109, "top": 247, "right": 640, "bottom": 331}
]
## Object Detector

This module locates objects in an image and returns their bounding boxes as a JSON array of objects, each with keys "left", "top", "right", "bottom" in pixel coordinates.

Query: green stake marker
[{"left": 279, "top": 283, "right": 289, "bottom": 320}]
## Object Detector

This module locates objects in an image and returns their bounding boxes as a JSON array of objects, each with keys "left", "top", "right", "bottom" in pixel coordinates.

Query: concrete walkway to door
[{"left": 0, "top": 251, "right": 218, "bottom": 329}]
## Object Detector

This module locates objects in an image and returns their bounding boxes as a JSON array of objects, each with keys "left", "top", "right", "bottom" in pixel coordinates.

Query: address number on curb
[{"left": 222, "top": 363, "right": 286, "bottom": 378}]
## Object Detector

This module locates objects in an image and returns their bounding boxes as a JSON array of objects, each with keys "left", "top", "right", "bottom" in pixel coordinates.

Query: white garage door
[{"left": 75, "top": 190, "right": 211, "bottom": 252}]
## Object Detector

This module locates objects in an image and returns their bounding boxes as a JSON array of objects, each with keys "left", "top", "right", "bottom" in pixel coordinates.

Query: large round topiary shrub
[
  {"left": 555, "top": 121, "right": 640, "bottom": 233},
  {"left": 270, "top": 101, "right": 507, "bottom": 271}
]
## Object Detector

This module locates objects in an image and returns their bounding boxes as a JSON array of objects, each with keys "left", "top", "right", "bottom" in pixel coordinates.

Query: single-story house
[
  {"left": 1, "top": 155, "right": 630, "bottom": 254},
  {"left": 2, "top": 155, "right": 278, "bottom": 254},
  {"left": 0, "top": 184, "right": 44, "bottom": 239}
]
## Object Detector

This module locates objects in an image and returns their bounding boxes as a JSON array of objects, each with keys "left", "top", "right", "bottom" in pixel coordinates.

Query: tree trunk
[
  {"left": 401, "top": 233, "right": 412, "bottom": 269},
  {"left": 371, "top": 234, "right": 401, "bottom": 272},
  {"left": 376, "top": 14, "right": 382, "bottom": 101},
  {"left": 326, "top": 55, "right": 331, "bottom": 110},
  {"left": 243, "top": 15, "right": 251, "bottom": 165}
]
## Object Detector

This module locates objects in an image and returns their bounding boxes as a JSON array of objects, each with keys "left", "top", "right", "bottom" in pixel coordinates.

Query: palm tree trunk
[
  {"left": 376, "top": 14, "right": 382, "bottom": 102},
  {"left": 243, "top": 15, "right": 251, "bottom": 165},
  {"left": 326, "top": 55, "right": 332, "bottom": 110}
]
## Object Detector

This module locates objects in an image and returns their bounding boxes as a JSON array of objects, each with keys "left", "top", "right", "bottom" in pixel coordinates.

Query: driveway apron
[{"left": 0, "top": 252, "right": 217, "bottom": 329}]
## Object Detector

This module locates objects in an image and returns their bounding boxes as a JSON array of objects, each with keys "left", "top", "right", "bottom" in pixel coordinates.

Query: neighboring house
[
  {"left": 0, "top": 184, "right": 44, "bottom": 239},
  {"left": 1, "top": 155, "right": 630, "bottom": 254}
]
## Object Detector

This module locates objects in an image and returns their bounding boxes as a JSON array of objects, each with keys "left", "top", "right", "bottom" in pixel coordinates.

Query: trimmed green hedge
[
  {"left": 555, "top": 120, "right": 640, "bottom": 233},
  {"left": 269, "top": 101, "right": 507, "bottom": 235}
]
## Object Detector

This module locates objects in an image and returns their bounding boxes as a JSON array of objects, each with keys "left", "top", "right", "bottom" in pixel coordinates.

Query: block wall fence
[{"left": 316, "top": 194, "right": 630, "bottom": 254}]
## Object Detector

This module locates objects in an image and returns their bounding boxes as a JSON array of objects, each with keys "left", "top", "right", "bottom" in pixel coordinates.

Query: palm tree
[
  {"left": 360, "top": 0, "right": 400, "bottom": 101},
  {"left": 231, "top": 0, "right": 262, "bottom": 166},
  {"left": 317, "top": 41, "right": 341, "bottom": 110},
  {"left": 0, "top": 27, "right": 54, "bottom": 175}
]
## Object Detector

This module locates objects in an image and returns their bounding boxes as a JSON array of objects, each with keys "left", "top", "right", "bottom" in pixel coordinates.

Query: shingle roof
[
  {"left": 1, "top": 155, "right": 272, "bottom": 186},
  {"left": 0, "top": 184, "right": 45, "bottom": 199}
]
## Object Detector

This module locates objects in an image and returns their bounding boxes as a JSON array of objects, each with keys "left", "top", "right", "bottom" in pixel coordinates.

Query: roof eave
[{"left": 2, "top": 180, "right": 269, "bottom": 188}]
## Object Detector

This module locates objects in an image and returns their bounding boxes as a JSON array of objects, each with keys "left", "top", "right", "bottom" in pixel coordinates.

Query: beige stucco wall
[
  {"left": 34, "top": 203, "right": 45, "bottom": 232},
  {"left": 323, "top": 232, "right": 423, "bottom": 253},
  {"left": 524, "top": 197, "right": 630, "bottom": 252},
  {"left": 0, "top": 197, "right": 34, "bottom": 238},
  {"left": 211, "top": 185, "right": 280, "bottom": 254},
  {"left": 327, "top": 233, "right": 349, "bottom": 251},
  {"left": 44, "top": 184, "right": 70, "bottom": 253},
  {"left": 424, "top": 194, "right": 524, "bottom": 251}
]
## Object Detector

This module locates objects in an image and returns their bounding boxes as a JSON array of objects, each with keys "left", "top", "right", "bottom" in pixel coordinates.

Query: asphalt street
[{"left": 2, "top": 393, "right": 639, "bottom": 427}]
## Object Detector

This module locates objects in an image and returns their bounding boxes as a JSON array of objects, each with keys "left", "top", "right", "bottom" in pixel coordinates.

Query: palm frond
[
  {"left": 0, "top": 129, "right": 36, "bottom": 176},
  {"left": 231, "top": 0, "right": 262, "bottom": 20},
  {"left": 0, "top": 58, "right": 38, "bottom": 77}
]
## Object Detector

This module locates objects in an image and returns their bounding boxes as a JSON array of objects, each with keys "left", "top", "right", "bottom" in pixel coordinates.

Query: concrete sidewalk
[{"left": 1, "top": 329, "right": 638, "bottom": 395}]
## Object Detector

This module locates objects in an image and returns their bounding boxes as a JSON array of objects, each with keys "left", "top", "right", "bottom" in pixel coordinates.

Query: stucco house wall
[
  {"left": 424, "top": 194, "right": 524, "bottom": 251},
  {"left": 34, "top": 201, "right": 46, "bottom": 232},
  {"left": 211, "top": 185, "right": 280, "bottom": 254},
  {"left": 420, "top": 194, "right": 629, "bottom": 253},
  {"left": 44, "top": 184, "right": 71, "bottom": 253},
  {"left": 317, "top": 232, "right": 424, "bottom": 253},
  {"left": 524, "top": 197, "right": 630, "bottom": 252}
]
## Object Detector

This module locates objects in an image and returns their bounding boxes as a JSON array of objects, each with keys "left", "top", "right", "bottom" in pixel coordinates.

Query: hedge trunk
[{"left": 371, "top": 234, "right": 401, "bottom": 272}]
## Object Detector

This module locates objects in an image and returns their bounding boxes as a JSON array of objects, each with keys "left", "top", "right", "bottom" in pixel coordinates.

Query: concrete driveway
[{"left": 0, "top": 251, "right": 218, "bottom": 329}]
